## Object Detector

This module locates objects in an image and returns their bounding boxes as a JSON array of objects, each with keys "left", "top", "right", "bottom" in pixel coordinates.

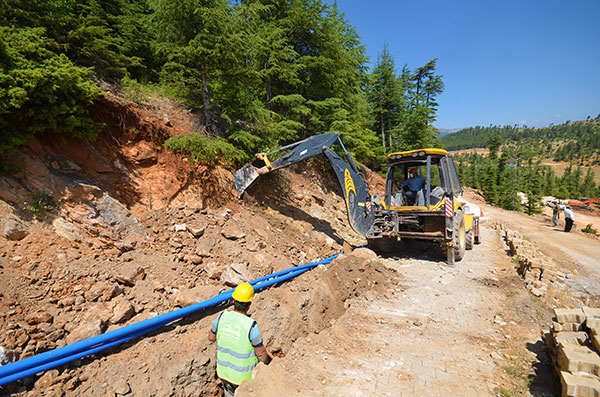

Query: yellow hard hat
[{"left": 232, "top": 282, "right": 254, "bottom": 302}]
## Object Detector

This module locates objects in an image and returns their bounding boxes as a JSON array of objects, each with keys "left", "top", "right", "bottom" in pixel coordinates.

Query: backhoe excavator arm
[{"left": 234, "top": 133, "right": 374, "bottom": 237}]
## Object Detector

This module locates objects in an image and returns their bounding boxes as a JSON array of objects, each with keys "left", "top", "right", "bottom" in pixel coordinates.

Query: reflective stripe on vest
[{"left": 216, "top": 311, "right": 258, "bottom": 385}]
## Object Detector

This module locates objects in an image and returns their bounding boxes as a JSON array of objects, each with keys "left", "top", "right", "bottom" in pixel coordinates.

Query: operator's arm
[
  {"left": 250, "top": 322, "right": 270, "bottom": 365},
  {"left": 208, "top": 314, "right": 220, "bottom": 342},
  {"left": 254, "top": 345, "right": 271, "bottom": 365}
]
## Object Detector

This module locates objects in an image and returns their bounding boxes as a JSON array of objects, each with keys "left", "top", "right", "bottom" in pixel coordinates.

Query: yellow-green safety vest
[{"left": 216, "top": 311, "right": 259, "bottom": 385}]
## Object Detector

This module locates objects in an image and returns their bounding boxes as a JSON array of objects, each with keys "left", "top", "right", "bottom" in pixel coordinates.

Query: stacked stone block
[
  {"left": 545, "top": 307, "right": 600, "bottom": 396},
  {"left": 503, "top": 229, "right": 567, "bottom": 297}
]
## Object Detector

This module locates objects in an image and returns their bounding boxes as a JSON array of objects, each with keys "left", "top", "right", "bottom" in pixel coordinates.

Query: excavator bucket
[
  {"left": 235, "top": 133, "right": 374, "bottom": 237},
  {"left": 234, "top": 133, "right": 340, "bottom": 198}
]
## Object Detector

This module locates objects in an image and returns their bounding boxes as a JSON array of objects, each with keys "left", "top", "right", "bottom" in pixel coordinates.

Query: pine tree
[
  {"left": 400, "top": 59, "right": 444, "bottom": 150},
  {"left": 498, "top": 167, "right": 520, "bottom": 211},
  {"left": 149, "top": 0, "right": 234, "bottom": 133},
  {"left": 572, "top": 166, "right": 583, "bottom": 198},
  {"left": 480, "top": 160, "right": 499, "bottom": 205},
  {"left": 0, "top": 26, "right": 102, "bottom": 168},
  {"left": 581, "top": 168, "right": 596, "bottom": 198},
  {"left": 523, "top": 167, "right": 543, "bottom": 214},
  {"left": 366, "top": 43, "right": 403, "bottom": 152}
]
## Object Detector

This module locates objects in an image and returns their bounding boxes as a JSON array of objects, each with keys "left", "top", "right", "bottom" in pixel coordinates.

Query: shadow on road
[{"left": 526, "top": 340, "right": 560, "bottom": 396}]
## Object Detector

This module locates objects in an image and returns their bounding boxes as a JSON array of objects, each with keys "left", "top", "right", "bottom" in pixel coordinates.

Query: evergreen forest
[
  {"left": 0, "top": 0, "right": 444, "bottom": 172},
  {"left": 3, "top": 0, "right": 597, "bottom": 210},
  {"left": 441, "top": 120, "right": 600, "bottom": 165},
  {"left": 453, "top": 134, "right": 600, "bottom": 217},
  {"left": 444, "top": 120, "right": 600, "bottom": 211}
]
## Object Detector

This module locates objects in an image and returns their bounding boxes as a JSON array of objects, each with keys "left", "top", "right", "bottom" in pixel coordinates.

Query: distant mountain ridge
[{"left": 436, "top": 128, "right": 464, "bottom": 138}]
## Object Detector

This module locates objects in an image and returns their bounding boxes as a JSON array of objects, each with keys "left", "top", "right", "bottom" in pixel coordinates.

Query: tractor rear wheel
[{"left": 465, "top": 228, "right": 474, "bottom": 250}]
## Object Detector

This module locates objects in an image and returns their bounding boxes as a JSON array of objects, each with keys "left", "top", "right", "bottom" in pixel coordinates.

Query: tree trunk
[
  {"left": 380, "top": 114, "right": 386, "bottom": 151},
  {"left": 200, "top": 59, "right": 213, "bottom": 133},
  {"left": 266, "top": 78, "right": 272, "bottom": 110}
]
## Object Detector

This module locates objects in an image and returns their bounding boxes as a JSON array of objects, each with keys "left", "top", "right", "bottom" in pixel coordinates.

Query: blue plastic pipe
[{"left": 0, "top": 253, "right": 340, "bottom": 385}]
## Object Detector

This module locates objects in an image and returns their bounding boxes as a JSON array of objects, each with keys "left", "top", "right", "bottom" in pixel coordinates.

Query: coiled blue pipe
[{"left": 0, "top": 253, "right": 340, "bottom": 386}]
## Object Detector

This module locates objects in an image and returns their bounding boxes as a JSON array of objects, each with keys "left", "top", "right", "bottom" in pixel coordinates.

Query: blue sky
[{"left": 331, "top": 0, "right": 600, "bottom": 129}]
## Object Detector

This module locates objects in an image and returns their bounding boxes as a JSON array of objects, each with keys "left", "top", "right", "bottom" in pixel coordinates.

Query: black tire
[
  {"left": 474, "top": 219, "right": 481, "bottom": 244},
  {"left": 465, "top": 228, "right": 474, "bottom": 250},
  {"left": 453, "top": 211, "right": 466, "bottom": 261}
]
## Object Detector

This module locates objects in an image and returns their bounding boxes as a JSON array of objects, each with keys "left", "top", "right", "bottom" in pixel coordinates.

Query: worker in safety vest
[{"left": 208, "top": 282, "right": 270, "bottom": 396}]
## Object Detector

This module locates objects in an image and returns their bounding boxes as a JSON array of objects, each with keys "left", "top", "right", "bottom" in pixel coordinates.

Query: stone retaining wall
[
  {"left": 490, "top": 221, "right": 571, "bottom": 297},
  {"left": 544, "top": 307, "right": 600, "bottom": 396}
]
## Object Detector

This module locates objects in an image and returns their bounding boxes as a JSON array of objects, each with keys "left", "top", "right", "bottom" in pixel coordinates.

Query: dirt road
[{"left": 238, "top": 222, "right": 557, "bottom": 396}]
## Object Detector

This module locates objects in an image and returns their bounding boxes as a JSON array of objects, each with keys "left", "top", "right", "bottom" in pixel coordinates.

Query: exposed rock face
[
  {"left": 123, "top": 140, "right": 158, "bottom": 166},
  {"left": 0, "top": 92, "right": 382, "bottom": 396}
]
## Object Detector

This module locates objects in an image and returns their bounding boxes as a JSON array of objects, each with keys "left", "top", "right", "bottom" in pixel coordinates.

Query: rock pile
[
  {"left": 544, "top": 307, "right": 600, "bottom": 396},
  {"left": 500, "top": 226, "right": 570, "bottom": 297}
]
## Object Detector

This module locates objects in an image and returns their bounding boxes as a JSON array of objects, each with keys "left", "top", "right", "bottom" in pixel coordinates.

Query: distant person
[
  {"left": 401, "top": 168, "right": 426, "bottom": 205},
  {"left": 551, "top": 201, "right": 561, "bottom": 227},
  {"left": 564, "top": 206, "right": 575, "bottom": 232},
  {"left": 208, "top": 282, "right": 270, "bottom": 397}
]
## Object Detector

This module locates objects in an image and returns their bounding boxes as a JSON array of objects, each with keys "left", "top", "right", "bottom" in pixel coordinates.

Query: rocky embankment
[{"left": 1, "top": 90, "right": 392, "bottom": 395}]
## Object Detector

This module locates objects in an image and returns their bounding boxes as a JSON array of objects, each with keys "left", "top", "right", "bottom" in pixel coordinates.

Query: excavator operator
[{"left": 401, "top": 168, "right": 426, "bottom": 205}]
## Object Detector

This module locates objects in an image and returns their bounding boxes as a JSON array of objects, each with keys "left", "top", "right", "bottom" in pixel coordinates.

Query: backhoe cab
[
  {"left": 368, "top": 149, "right": 481, "bottom": 264},
  {"left": 234, "top": 133, "right": 480, "bottom": 265}
]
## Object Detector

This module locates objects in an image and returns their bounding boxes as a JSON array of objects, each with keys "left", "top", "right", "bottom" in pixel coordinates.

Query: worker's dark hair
[{"left": 233, "top": 300, "right": 251, "bottom": 312}]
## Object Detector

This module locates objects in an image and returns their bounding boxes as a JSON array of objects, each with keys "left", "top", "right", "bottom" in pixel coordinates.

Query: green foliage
[
  {"left": 582, "top": 224, "right": 597, "bottom": 235},
  {"left": 365, "top": 51, "right": 444, "bottom": 154},
  {"left": 366, "top": 43, "right": 403, "bottom": 151},
  {"left": 522, "top": 165, "right": 543, "bottom": 215},
  {"left": 1, "top": 0, "right": 155, "bottom": 81},
  {"left": 0, "top": 26, "right": 102, "bottom": 167},
  {"left": 27, "top": 191, "right": 63, "bottom": 219},
  {"left": 487, "top": 134, "right": 503, "bottom": 158},
  {"left": 1, "top": 0, "right": 448, "bottom": 173},
  {"left": 164, "top": 133, "right": 245, "bottom": 167},
  {"left": 454, "top": 150, "right": 600, "bottom": 213},
  {"left": 120, "top": 76, "right": 182, "bottom": 103}
]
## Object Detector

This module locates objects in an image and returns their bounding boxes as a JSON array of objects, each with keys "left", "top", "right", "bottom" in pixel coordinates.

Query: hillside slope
[
  {"left": 0, "top": 90, "right": 390, "bottom": 395},
  {"left": 1, "top": 92, "right": 600, "bottom": 396}
]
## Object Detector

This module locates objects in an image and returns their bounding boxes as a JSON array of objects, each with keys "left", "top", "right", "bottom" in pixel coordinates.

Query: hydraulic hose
[{"left": 0, "top": 252, "right": 340, "bottom": 386}]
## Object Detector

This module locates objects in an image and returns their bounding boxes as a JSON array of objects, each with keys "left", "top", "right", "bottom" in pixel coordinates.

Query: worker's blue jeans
[{"left": 405, "top": 190, "right": 418, "bottom": 205}]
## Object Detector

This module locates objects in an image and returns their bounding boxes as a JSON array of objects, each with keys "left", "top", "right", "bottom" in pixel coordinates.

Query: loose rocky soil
[{"left": 1, "top": 92, "right": 599, "bottom": 396}]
